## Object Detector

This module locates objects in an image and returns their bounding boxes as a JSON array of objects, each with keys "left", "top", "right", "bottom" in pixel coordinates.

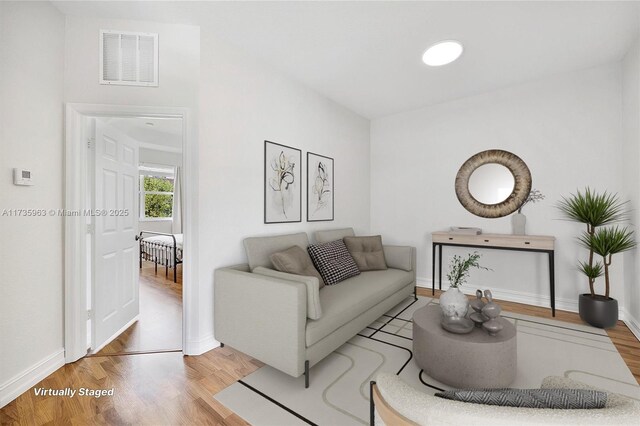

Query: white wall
[
  {"left": 370, "top": 64, "right": 625, "bottom": 311},
  {"left": 622, "top": 37, "right": 640, "bottom": 337},
  {"left": 64, "top": 17, "right": 199, "bottom": 108},
  {"left": 199, "top": 30, "right": 371, "bottom": 347},
  {"left": 139, "top": 148, "right": 182, "bottom": 167},
  {"left": 0, "top": 1, "right": 65, "bottom": 407}
]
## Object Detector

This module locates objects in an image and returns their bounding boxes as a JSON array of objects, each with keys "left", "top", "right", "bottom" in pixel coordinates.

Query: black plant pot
[{"left": 578, "top": 294, "right": 618, "bottom": 329}]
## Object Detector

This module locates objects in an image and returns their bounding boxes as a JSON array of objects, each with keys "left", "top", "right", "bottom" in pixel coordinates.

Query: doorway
[
  {"left": 89, "top": 116, "right": 184, "bottom": 355},
  {"left": 64, "top": 104, "right": 195, "bottom": 362}
]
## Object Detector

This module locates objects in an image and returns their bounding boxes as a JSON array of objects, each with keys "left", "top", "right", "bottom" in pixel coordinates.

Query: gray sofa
[{"left": 214, "top": 228, "right": 416, "bottom": 388}]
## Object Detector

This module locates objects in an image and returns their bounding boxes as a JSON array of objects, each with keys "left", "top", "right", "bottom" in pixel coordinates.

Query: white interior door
[{"left": 92, "top": 120, "right": 139, "bottom": 352}]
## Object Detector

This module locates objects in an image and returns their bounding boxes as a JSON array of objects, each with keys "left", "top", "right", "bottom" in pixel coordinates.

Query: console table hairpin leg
[{"left": 432, "top": 242, "right": 556, "bottom": 317}]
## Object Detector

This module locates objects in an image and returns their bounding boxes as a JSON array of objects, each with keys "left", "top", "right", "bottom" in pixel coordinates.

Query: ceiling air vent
[{"left": 100, "top": 30, "right": 158, "bottom": 87}]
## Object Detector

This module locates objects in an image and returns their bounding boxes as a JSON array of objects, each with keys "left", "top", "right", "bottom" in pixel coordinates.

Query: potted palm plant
[{"left": 557, "top": 188, "right": 636, "bottom": 328}]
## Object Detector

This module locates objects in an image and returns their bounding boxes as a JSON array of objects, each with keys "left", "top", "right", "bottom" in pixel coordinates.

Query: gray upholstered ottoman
[{"left": 413, "top": 304, "right": 516, "bottom": 389}]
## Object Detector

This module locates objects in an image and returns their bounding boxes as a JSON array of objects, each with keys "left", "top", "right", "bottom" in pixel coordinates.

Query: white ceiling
[
  {"left": 53, "top": 1, "right": 639, "bottom": 118},
  {"left": 103, "top": 117, "right": 182, "bottom": 151}
]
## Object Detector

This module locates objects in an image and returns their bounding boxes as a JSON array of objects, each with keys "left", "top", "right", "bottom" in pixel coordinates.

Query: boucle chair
[{"left": 370, "top": 373, "right": 640, "bottom": 425}]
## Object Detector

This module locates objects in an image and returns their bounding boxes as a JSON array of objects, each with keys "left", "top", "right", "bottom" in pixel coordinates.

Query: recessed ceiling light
[{"left": 422, "top": 40, "right": 463, "bottom": 66}]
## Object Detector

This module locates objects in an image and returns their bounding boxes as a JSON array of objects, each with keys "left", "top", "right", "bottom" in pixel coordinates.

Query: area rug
[{"left": 213, "top": 296, "right": 640, "bottom": 426}]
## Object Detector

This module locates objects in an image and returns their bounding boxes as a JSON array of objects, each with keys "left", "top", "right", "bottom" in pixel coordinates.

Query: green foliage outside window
[
  {"left": 144, "top": 176, "right": 173, "bottom": 192},
  {"left": 142, "top": 176, "right": 174, "bottom": 218}
]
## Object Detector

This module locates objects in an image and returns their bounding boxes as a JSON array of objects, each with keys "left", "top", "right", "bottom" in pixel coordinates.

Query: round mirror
[
  {"left": 455, "top": 150, "right": 531, "bottom": 218},
  {"left": 468, "top": 164, "right": 515, "bottom": 205}
]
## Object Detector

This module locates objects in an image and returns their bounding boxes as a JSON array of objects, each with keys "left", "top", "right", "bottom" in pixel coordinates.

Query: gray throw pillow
[
  {"left": 270, "top": 246, "right": 325, "bottom": 288},
  {"left": 343, "top": 236, "right": 388, "bottom": 271},
  {"left": 435, "top": 388, "right": 607, "bottom": 409},
  {"left": 307, "top": 240, "right": 360, "bottom": 285}
]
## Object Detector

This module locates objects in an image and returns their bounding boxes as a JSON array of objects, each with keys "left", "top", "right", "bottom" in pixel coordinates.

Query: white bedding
[{"left": 142, "top": 233, "right": 183, "bottom": 249}]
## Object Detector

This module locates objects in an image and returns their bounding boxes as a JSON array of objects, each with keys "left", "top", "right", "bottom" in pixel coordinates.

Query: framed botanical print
[
  {"left": 264, "top": 140, "right": 302, "bottom": 223},
  {"left": 307, "top": 152, "right": 334, "bottom": 222}
]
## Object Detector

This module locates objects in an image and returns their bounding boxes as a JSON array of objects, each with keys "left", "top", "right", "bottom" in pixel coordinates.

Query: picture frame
[
  {"left": 264, "top": 140, "right": 302, "bottom": 223},
  {"left": 307, "top": 152, "right": 334, "bottom": 222}
]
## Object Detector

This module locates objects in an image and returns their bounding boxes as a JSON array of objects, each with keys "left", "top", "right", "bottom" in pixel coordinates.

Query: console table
[{"left": 432, "top": 231, "right": 556, "bottom": 316}]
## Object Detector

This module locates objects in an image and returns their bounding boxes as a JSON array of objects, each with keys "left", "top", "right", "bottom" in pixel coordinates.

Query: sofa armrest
[
  {"left": 253, "top": 267, "right": 322, "bottom": 320},
  {"left": 383, "top": 245, "right": 416, "bottom": 274},
  {"left": 214, "top": 267, "right": 307, "bottom": 377}
]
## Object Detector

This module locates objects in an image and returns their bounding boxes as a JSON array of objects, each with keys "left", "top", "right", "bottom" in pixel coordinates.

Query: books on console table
[{"left": 449, "top": 227, "right": 482, "bottom": 235}]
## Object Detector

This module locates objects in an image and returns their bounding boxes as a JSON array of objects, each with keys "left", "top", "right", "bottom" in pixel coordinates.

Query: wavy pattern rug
[{"left": 214, "top": 296, "right": 640, "bottom": 426}]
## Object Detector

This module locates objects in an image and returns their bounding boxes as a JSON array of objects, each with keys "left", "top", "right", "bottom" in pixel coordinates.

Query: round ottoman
[{"left": 412, "top": 304, "right": 516, "bottom": 389}]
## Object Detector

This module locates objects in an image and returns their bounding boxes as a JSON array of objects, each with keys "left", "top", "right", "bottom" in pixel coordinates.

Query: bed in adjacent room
[{"left": 138, "top": 231, "right": 183, "bottom": 283}]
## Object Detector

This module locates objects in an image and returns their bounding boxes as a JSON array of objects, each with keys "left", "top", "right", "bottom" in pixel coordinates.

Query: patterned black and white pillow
[
  {"left": 307, "top": 240, "right": 361, "bottom": 285},
  {"left": 435, "top": 388, "right": 607, "bottom": 409}
]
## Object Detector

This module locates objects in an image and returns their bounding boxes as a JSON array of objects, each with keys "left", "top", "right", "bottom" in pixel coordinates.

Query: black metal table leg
[
  {"left": 432, "top": 243, "right": 436, "bottom": 295},
  {"left": 438, "top": 244, "right": 443, "bottom": 290},
  {"left": 549, "top": 250, "right": 556, "bottom": 317}
]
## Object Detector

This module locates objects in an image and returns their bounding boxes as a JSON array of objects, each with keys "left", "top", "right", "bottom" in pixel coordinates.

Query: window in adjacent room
[{"left": 139, "top": 164, "right": 174, "bottom": 219}]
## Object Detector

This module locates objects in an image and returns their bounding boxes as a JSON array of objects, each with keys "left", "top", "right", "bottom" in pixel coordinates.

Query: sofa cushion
[
  {"left": 270, "top": 246, "right": 325, "bottom": 288},
  {"left": 306, "top": 269, "right": 414, "bottom": 346},
  {"left": 244, "top": 232, "right": 309, "bottom": 271},
  {"left": 344, "top": 236, "right": 388, "bottom": 271},
  {"left": 315, "top": 228, "right": 355, "bottom": 244},
  {"left": 308, "top": 240, "right": 360, "bottom": 285},
  {"left": 252, "top": 266, "right": 323, "bottom": 320},
  {"left": 435, "top": 389, "right": 607, "bottom": 409},
  {"left": 383, "top": 245, "right": 414, "bottom": 272}
]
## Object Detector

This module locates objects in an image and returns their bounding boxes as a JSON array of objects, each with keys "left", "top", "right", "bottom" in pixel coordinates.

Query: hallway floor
[{"left": 94, "top": 262, "right": 182, "bottom": 355}]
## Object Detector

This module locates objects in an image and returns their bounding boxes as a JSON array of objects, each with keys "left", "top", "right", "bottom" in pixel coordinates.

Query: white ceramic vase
[
  {"left": 440, "top": 287, "right": 470, "bottom": 319},
  {"left": 512, "top": 213, "right": 526, "bottom": 235}
]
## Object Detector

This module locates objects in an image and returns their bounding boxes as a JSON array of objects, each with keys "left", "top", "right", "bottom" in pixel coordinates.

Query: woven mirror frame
[{"left": 455, "top": 149, "right": 531, "bottom": 218}]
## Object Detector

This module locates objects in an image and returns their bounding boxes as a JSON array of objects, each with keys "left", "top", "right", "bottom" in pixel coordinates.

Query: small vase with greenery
[
  {"left": 512, "top": 189, "right": 545, "bottom": 235},
  {"left": 557, "top": 188, "right": 636, "bottom": 328},
  {"left": 440, "top": 252, "right": 488, "bottom": 319}
]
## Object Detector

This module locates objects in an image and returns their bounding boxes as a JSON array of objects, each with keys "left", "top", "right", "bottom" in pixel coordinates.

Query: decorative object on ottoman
[
  {"left": 469, "top": 289, "right": 489, "bottom": 328},
  {"left": 482, "top": 290, "right": 503, "bottom": 336},
  {"left": 512, "top": 188, "right": 545, "bottom": 235},
  {"left": 439, "top": 286, "right": 469, "bottom": 320},
  {"left": 557, "top": 188, "right": 637, "bottom": 328},
  {"left": 440, "top": 316, "right": 474, "bottom": 334},
  {"left": 440, "top": 252, "right": 489, "bottom": 321},
  {"left": 413, "top": 305, "right": 517, "bottom": 389}
]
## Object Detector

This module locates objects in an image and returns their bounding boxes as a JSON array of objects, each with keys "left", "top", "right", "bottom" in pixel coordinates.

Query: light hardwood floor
[
  {"left": 1, "top": 287, "right": 638, "bottom": 425},
  {"left": 95, "top": 263, "right": 183, "bottom": 355}
]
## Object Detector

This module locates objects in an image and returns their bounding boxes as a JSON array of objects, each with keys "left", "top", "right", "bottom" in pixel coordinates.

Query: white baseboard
[
  {"left": 620, "top": 308, "right": 640, "bottom": 342},
  {"left": 185, "top": 333, "right": 218, "bottom": 355},
  {"left": 0, "top": 349, "right": 65, "bottom": 408},
  {"left": 416, "top": 277, "right": 579, "bottom": 313}
]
